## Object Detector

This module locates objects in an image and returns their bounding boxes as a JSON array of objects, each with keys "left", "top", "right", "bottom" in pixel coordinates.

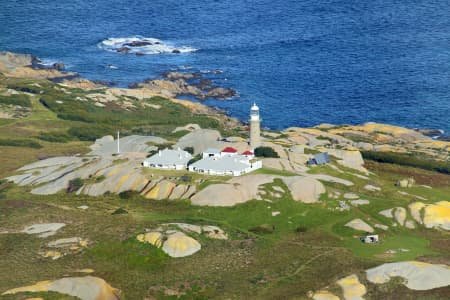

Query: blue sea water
[{"left": 1, "top": 0, "right": 449, "bottom": 132}]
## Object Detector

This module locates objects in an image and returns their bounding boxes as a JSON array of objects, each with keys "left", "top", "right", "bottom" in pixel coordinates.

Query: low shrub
[
  {"left": 0, "top": 139, "right": 42, "bottom": 148},
  {"left": 0, "top": 94, "right": 32, "bottom": 107},
  {"left": 38, "top": 131, "right": 72, "bottom": 143},
  {"left": 362, "top": 151, "right": 450, "bottom": 174},
  {"left": 254, "top": 146, "right": 280, "bottom": 158},
  {"left": 67, "top": 178, "right": 84, "bottom": 193}
]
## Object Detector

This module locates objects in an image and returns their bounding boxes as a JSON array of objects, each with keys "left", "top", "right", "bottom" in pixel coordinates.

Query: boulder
[
  {"left": 366, "top": 261, "right": 450, "bottom": 290},
  {"left": 364, "top": 184, "right": 381, "bottom": 192},
  {"left": 325, "top": 149, "right": 368, "bottom": 174},
  {"left": 379, "top": 208, "right": 394, "bottom": 218},
  {"left": 396, "top": 177, "right": 415, "bottom": 188},
  {"left": 202, "top": 225, "right": 228, "bottom": 240},
  {"left": 423, "top": 201, "right": 450, "bottom": 230},
  {"left": 312, "top": 291, "right": 340, "bottom": 300},
  {"left": 345, "top": 219, "right": 374, "bottom": 233},
  {"left": 205, "top": 87, "right": 236, "bottom": 99},
  {"left": 394, "top": 207, "right": 407, "bottom": 226},
  {"left": 281, "top": 176, "right": 325, "bottom": 203},
  {"left": 343, "top": 193, "right": 359, "bottom": 199},
  {"left": 162, "top": 232, "right": 201, "bottom": 258},
  {"left": 336, "top": 274, "right": 366, "bottom": 300},
  {"left": 175, "top": 129, "right": 221, "bottom": 154},
  {"left": 136, "top": 231, "right": 163, "bottom": 247},
  {"left": 350, "top": 199, "right": 370, "bottom": 206},
  {"left": 22, "top": 223, "right": 66, "bottom": 238},
  {"left": 0, "top": 51, "right": 35, "bottom": 71},
  {"left": 310, "top": 174, "right": 354, "bottom": 186},
  {"left": 52, "top": 62, "right": 65, "bottom": 70},
  {"left": 191, "top": 174, "right": 276, "bottom": 206},
  {"left": 374, "top": 224, "right": 388, "bottom": 230},
  {"left": 409, "top": 202, "right": 426, "bottom": 224},
  {"left": 169, "top": 184, "right": 188, "bottom": 200},
  {"left": 2, "top": 276, "right": 120, "bottom": 300}
]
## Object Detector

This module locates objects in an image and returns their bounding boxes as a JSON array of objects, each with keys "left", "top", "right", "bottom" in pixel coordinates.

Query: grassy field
[
  {"left": 0, "top": 158, "right": 449, "bottom": 299},
  {"left": 0, "top": 77, "right": 449, "bottom": 299}
]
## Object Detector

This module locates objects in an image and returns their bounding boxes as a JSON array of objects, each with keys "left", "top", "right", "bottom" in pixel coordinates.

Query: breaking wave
[{"left": 98, "top": 37, "right": 198, "bottom": 55}]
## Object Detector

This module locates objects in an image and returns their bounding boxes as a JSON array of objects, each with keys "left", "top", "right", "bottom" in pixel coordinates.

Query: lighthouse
[{"left": 249, "top": 102, "right": 261, "bottom": 149}]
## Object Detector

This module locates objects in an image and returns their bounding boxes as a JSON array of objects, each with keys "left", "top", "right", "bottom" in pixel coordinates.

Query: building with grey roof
[
  {"left": 189, "top": 154, "right": 262, "bottom": 176},
  {"left": 143, "top": 148, "right": 192, "bottom": 170}
]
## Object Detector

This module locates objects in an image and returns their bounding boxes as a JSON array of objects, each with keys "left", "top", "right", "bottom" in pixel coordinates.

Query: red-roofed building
[
  {"left": 221, "top": 147, "right": 238, "bottom": 156},
  {"left": 241, "top": 150, "right": 254, "bottom": 158}
]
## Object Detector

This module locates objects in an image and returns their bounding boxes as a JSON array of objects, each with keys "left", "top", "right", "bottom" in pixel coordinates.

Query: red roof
[
  {"left": 221, "top": 147, "right": 238, "bottom": 153},
  {"left": 242, "top": 150, "right": 254, "bottom": 155}
]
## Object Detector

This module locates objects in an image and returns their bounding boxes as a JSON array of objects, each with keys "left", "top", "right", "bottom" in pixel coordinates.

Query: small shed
[
  {"left": 360, "top": 234, "right": 379, "bottom": 244},
  {"left": 307, "top": 152, "right": 330, "bottom": 165}
]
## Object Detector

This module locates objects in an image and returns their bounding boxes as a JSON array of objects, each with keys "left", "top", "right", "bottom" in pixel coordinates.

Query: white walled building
[
  {"left": 189, "top": 154, "right": 262, "bottom": 176},
  {"left": 143, "top": 148, "right": 192, "bottom": 170}
]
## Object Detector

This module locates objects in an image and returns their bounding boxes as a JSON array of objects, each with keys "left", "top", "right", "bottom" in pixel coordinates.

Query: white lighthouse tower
[{"left": 249, "top": 102, "right": 261, "bottom": 149}]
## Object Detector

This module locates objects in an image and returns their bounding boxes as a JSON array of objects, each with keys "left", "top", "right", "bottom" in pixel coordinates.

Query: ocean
[{"left": 1, "top": 0, "right": 449, "bottom": 132}]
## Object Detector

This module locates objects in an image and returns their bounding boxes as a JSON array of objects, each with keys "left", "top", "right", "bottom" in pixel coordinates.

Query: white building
[
  {"left": 189, "top": 152, "right": 262, "bottom": 176},
  {"left": 202, "top": 148, "right": 221, "bottom": 159},
  {"left": 143, "top": 148, "right": 192, "bottom": 170}
]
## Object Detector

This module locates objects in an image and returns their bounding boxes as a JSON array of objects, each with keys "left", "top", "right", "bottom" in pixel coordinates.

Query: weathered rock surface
[
  {"left": 326, "top": 149, "right": 368, "bottom": 174},
  {"left": 344, "top": 193, "right": 359, "bottom": 199},
  {"left": 175, "top": 129, "right": 221, "bottom": 154},
  {"left": 423, "top": 201, "right": 450, "bottom": 230},
  {"left": 364, "top": 184, "right": 380, "bottom": 192},
  {"left": 310, "top": 174, "right": 354, "bottom": 186},
  {"left": 137, "top": 231, "right": 163, "bottom": 247},
  {"left": 366, "top": 261, "right": 450, "bottom": 290},
  {"left": 396, "top": 177, "right": 415, "bottom": 188},
  {"left": 162, "top": 232, "right": 201, "bottom": 258},
  {"left": 282, "top": 176, "right": 325, "bottom": 203},
  {"left": 336, "top": 274, "right": 366, "bottom": 300},
  {"left": 394, "top": 207, "right": 407, "bottom": 226},
  {"left": 22, "top": 223, "right": 66, "bottom": 238},
  {"left": 2, "top": 276, "right": 120, "bottom": 300},
  {"left": 350, "top": 199, "right": 370, "bottom": 206},
  {"left": 191, "top": 174, "right": 325, "bottom": 206},
  {"left": 345, "top": 219, "right": 374, "bottom": 233},
  {"left": 379, "top": 208, "right": 394, "bottom": 218},
  {"left": 312, "top": 291, "right": 340, "bottom": 300}
]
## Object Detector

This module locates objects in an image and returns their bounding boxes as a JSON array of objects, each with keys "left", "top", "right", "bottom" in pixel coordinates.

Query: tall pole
[{"left": 117, "top": 130, "right": 120, "bottom": 154}]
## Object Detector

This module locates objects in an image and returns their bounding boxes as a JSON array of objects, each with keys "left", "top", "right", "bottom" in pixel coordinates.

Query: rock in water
[
  {"left": 162, "top": 232, "right": 201, "bottom": 257},
  {"left": 52, "top": 62, "right": 65, "bottom": 70},
  {"left": 366, "top": 261, "right": 450, "bottom": 290},
  {"left": 2, "top": 276, "right": 120, "bottom": 300}
]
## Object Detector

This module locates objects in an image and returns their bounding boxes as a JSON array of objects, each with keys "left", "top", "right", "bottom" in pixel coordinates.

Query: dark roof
[
  {"left": 313, "top": 152, "right": 330, "bottom": 165},
  {"left": 222, "top": 147, "right": 238, "bottom": 153}
]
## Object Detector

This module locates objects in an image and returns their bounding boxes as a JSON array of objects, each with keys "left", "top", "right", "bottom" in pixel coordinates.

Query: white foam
[{"left": 98, "top": 36, "right": 198, "bottom": 55}]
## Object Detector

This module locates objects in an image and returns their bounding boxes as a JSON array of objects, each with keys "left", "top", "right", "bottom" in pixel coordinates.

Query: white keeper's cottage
[{"left": 143, "top": 148, "right": 192, "bottom": 170}]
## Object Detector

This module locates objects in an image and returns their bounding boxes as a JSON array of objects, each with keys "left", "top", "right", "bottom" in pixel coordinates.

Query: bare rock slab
[
  {"left": 162, "top": 232, "right": 201, "bottom": 258},
  {"left": 345, "top": 219, "right": 374, "bottom": 233},
  {"left": 22, "top": 223, "right": 66, "bottom": 238},
  {"left": 2, "top": 276, "right": 120, "bottom": 300},
  {"left": 366, "top": 261, "right": 450, "bottom": 290},
  {"left": 336, "top": 274, "right": 366, "bottom": 300}
]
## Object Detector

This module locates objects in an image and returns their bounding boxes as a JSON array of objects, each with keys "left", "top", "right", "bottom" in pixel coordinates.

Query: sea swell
[{"left": 98, "top": 37, "right": 198, "bottom": 55}]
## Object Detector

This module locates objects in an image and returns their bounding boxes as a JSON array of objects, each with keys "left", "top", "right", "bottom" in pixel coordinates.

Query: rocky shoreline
[{"left": 0, "top": 50, "right": 448, "bottom": 142}]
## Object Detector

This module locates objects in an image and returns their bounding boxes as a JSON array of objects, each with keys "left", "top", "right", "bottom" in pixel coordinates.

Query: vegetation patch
[
  {"left": 0, "top": 138, "right": 42, "bottom": 148},
  {"left": 362, "top": 151, "right": 450, "bottom": 174}
]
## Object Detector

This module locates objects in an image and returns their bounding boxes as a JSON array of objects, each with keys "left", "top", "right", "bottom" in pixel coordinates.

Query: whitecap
[{"left": 98, "top": 36, "right": 198, "bottom": 55}]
